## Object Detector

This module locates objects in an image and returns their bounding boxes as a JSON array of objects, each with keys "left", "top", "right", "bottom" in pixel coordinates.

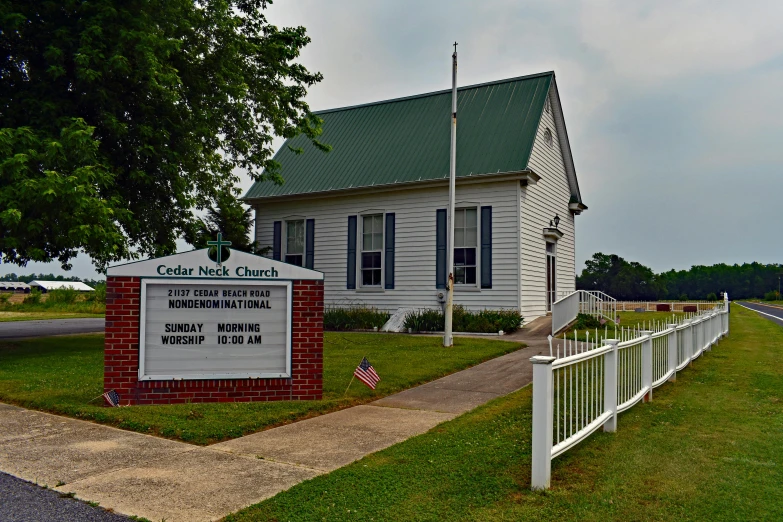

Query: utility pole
[{"left": 444, "top": 42, "right": 458, "bottom": 348}]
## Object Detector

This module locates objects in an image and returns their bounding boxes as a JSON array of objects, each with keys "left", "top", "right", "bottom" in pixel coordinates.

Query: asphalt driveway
[{"left": 0, "top": 472, "right": 130, "bottom": 522}]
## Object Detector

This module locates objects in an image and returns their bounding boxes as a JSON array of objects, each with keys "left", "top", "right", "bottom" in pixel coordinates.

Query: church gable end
[{"left": 526, "top": 80, "right": 581, "bottom": 205}]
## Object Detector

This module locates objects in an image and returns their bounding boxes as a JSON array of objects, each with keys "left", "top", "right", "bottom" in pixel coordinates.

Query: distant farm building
[
  {"left": 29, "top": 281, "right": 94, "bottom": 293},
  {"left": 0, "top": 282, "right": 31, "bottom": 293}
]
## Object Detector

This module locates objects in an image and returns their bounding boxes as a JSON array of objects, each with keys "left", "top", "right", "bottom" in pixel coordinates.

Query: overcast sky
[{"left": 3, "top": 0, "right": 782, "bottom": 280}]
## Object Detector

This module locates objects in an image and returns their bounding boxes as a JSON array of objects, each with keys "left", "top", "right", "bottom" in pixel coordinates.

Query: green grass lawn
[
  {"left": 0, "top": 333, "right": 520, "bottom": 445},
  {"left": 0, "top": 311, "right": 105, "bottom": 322},
  {"left": 746, "top": 299, "right": 783, "bottom": 307},
  {"left": 559, "top": 311, "right": 687, "bottom": 342},
  {"left": 226, "top": 305, "right": 783, "bottom": 521}
]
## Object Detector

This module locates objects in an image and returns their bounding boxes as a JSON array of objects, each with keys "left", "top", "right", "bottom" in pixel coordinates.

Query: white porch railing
[
  {"left": 531, "top": 295, "right": 730, "bottom": 490},
  {"left": 552, "top": 290, "right": 617, "bottom": 335}
]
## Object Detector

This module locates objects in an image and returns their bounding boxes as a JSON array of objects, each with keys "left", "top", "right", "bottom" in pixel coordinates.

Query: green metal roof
[{"left": 245, "top": 72, "right": 553, "bottom": 199}]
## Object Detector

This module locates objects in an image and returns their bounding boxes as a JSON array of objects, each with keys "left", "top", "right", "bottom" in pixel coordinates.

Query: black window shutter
[
  {"left": 436, "top": 209, "right": 447, "bottom": 289},
  {"left": 347, "top": 216, "right": 357, "bottom": 289},
  {"left": 481, "top": 206, "right": 492, "bottom": 289},
  {"left": 305, "top": 219, "right": 315, "bottom": 269},
  {"left": 272, "top": 221, "right": 282, "bottom": 261},
  {"left": 384, "top": 213, "right": 395, "bottom": 289}
]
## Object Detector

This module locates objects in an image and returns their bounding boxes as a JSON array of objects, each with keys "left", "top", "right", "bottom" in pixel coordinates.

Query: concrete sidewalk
[{"left": 0, "top": 317, "right": 550, "bottom": 522}]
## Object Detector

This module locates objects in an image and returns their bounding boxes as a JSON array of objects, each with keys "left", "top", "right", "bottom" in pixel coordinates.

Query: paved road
[
  {"left": 737, "top": 301, "right": 783, "bottom": 327},
  {"left": 0, "top": 472, "right": 129, "bottom": 522},
  {"left": 0, "top": 318, "right": 104, "bottom": 340}
]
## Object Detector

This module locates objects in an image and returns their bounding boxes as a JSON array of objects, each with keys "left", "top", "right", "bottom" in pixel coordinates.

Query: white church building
[{"left": 244, "top": 71, "right": 586, "bottom": 323}]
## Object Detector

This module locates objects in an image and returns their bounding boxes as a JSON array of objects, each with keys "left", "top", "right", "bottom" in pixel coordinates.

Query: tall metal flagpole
[{"left": 444, "top": 42, "right": 458, "bottom": 348}]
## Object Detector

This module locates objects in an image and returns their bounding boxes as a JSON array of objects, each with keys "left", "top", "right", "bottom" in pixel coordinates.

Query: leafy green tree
[
  {"left": 577, "top": 252, "right": 665, "bottom": 300},
  {"left": 1, "top": 272, "right": 87, "bottom": 283},
  {"left": 185, "top": 191, "right": 257, "bottom": 258},
  {"left": 579, "top": 254, "right": 782, "bottom": 300},
  {"left": 1, "top": 0, "right": 327, "bottom": 270}
]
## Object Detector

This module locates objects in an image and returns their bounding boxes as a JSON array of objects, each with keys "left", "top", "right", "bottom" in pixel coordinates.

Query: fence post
[
  {"left": 667, "top": 325, "right": 678, "bottom": 382},
  {"left": 531, "top": 355, "right": 556, "bottom": 490},
  {"left": 725, "top": 296, "right": 731, "bottom": 335},
  {"left": 724, "top": 294, "right": 730, "bottom": 336},
  {"left": 603, "top": 339, "right": 619, "bottom": 433},
  {"left": 684, "top": 319, "right": 693, "bottom": 365},
  {"left": 641, "top": 330, "right": 653, "bottom": 402}
]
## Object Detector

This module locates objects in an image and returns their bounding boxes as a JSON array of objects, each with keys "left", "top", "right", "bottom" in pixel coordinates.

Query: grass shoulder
[
  {"left": 0, "top": 311, "right": 104, "bottom": 322},
  {"left": 226, "top": 306, "right": 783, "bottom": 521},
  {"left": 745, "top": 299, "right": 783, "bottom": 307},
  {"left": 0, "top": 332, "right": 521, "bottom": 445}
]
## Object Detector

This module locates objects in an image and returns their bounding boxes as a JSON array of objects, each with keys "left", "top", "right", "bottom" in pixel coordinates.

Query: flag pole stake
[
  {"left": 87, "top": 394, "right": 104, "bottom": 404},
  {"left": 344, "top": 375, "right": 356, "bottom": 397}
]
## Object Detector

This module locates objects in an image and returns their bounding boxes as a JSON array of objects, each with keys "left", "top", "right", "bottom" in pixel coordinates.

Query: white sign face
[{"left": 139, "top": 279, "right": 292, "bottom": 380}]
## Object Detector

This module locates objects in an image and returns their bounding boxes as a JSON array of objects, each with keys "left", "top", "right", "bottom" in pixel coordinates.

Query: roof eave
[
  {"left": 569, "top": 202, "right": 588, "bottom": 215},
  {"left": 547, "top": 76, "right": 583, "bottom": 204},
  {"left": 242, "top": 169, "right": 539, "bottom": 204}
]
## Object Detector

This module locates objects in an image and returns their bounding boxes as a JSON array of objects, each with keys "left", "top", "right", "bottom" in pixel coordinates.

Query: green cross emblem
[{"left": 207, "top": 232, "right": 232, "bottom": 264}]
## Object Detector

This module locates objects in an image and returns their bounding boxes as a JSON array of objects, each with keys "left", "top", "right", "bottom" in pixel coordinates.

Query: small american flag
[
  {"left": 103, "top": 389, "right": 120, "bottom": 407},
  {"left": 354, "top": 357, "right": 380, "bottom": 390}
]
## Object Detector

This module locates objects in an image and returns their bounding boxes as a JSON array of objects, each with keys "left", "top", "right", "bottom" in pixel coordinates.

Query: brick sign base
[{"left": 104, "top": 277, "right": 324, "bottom": 406}]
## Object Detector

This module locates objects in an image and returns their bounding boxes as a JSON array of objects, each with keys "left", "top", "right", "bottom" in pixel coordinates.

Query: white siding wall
[
  {"left": 521, "top": 87, "right": 577, "bottom": 322},
  {"left": 254, "top": 180, "right": 520, "bottom": 313}
]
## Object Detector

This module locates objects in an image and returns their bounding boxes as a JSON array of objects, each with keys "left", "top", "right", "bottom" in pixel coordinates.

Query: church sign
[
  {"left": 104, "top": 241, "right": 324, "bottom": 405},
  {"left": 139, "top": 280, "right": 291, "bottom": 380}
]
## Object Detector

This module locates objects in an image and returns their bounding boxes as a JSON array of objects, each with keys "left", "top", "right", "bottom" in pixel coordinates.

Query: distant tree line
[
  {"left": 0, "top": 272, "right": 103, "bottom": 288},
  {"left": 577, "top": 253, "right": 782, "bottom": 301}
]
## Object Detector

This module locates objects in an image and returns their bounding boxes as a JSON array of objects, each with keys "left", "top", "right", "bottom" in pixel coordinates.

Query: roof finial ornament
[{"left": 453, "top": 41, "right": 458, "bottom": 54}]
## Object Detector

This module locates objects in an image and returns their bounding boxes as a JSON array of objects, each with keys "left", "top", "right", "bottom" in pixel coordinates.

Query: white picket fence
[
  {"left": 551, "top": 290, "right": 617, "bottom": 335},
  {"left": 616, "top": 300, "right": 723, "bottom": 312},
  {"left": 531, "top": 295, "right": 730, "bottom": 490}
]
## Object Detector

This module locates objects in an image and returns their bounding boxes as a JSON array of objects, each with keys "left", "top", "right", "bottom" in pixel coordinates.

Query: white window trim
[
  {"left": 357, "top": 210, "right": 385, "bottom": 291},
  {"left": 282, "top": 216, "right": 306, "bottom": 267},
  {"left": 453, "top": 203, "right": 481, "bottom": 291},
  {"left": 544, "top": 128, "right": 554, "bottom": 149}
]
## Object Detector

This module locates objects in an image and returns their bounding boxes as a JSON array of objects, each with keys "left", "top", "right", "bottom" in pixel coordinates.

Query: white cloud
[
  {"left": 696, "top": 69, "right": 783, "bottom": 168},
  {"left": 580, "top": 0, "right": 783, "bottom": 83}
]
